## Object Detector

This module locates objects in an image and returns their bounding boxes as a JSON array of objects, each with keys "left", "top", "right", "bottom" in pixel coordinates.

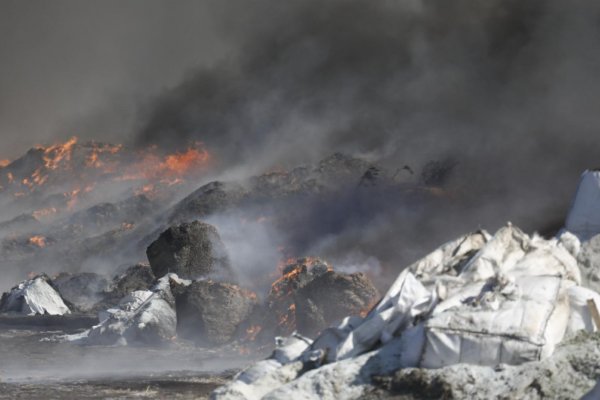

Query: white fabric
[
  {"left": 68, "top": 275, "right": 176, "bottom": 346},
  {"left": 565, "top": 170, "right": 600, "bottom": 240},
  {"left": 566, "top": 285, "right": 600, "bottom": 334},
  {"left": 1, "top": 277, "right": 70, "bottom": 316},
  {"left": 212, "top": 223, "right": 600, "bottom": 399}
]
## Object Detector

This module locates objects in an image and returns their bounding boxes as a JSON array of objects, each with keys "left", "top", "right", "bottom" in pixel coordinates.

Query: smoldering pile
[
  {"left": 210, "top": 171, "right": 600, "bottom": 399},
  {"left": 1, "top": 150, "right": 427, "bottom": 349},
  {"left": 0, "top": 223, "right": 380, "bottom": 350}
]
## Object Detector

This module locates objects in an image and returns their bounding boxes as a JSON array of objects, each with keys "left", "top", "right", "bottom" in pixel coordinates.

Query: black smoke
[{"left": 135, "top": 0, "right": 600, "bottom": 239}]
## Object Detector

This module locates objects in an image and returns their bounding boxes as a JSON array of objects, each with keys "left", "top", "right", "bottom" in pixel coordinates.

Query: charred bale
[
  {"left": 53, "top": 272, "right": 109, "bottom": 313},
  {"left": 294, "top": 271, "right": 379, "bottom": 336},
  {"left": 146, "top": 221, "right": 234, "bottom": 281},
  {"left": 258, "top": 258, "right": 333, "bottom": 339},
  {"left": 175, "top": 280, "right": 257, "bottom": 345}
]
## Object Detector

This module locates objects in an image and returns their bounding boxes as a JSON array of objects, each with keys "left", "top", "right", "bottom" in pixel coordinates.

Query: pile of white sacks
[{"left": 212, "top": 170, "right": 600, "bottom": 399}]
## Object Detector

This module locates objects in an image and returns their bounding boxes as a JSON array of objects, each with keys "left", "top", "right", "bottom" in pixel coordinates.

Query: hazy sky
[{"left": 0, "top": 0, "right": 228, "bottom": 158}]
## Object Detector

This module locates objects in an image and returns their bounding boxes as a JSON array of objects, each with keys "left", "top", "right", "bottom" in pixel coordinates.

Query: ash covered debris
[{"left": 67, "top": 274, "right": 180, "bottom": 346}]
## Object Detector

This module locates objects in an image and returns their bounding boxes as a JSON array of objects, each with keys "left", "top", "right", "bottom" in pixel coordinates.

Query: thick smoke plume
[
  {"left": 2, "top": 0, "right": 600, "bottom": 290},
  {"left": 137, "top": 0, "right": 600, "bottom": 237}
]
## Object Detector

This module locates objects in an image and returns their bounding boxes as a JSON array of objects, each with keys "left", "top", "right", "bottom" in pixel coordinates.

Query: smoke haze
[
  {"left": 134, "top": 0, "right": 600, "bottom": 235},
  {"left": 0, "top": 0, "right": 227, "bottom": 157},
  {"left": 2, "top": 0, "right": 600, "bottom": 280}
]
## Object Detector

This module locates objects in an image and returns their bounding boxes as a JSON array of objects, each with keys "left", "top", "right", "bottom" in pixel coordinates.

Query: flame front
[
  {"left": 42, "top": 136, "right": 78, "bottom": 170},
  {"left": 120, "top": 143, "right": 211, "bottom": 182}
]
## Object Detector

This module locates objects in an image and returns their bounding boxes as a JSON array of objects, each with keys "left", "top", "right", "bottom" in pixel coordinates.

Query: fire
[
  {"left": 267, "top": 257, "right": 335, "bottom": 334},
  {"left": 162, "top": 146, "right": 210, "bottom": 176},
  {"left": 85, "top": 142, "right": 123, "bottom": 169},
  {"left": 28, "top": 235, "right": 47, "bottom": 248},
  {"left": 119, "top": 143, "right": 210, "bottom": 182},
  {"left": 42, "top": 136, "right": 78, "bottom": 170},
  {"left": 0, "top": 137, "right": 212, "bottom": 215},
  {"left": 31, "top": 168, "right": 48, "bottom": 186}
]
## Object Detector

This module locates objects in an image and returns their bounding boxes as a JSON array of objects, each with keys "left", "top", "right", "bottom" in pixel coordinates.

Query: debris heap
[{"left": 212, "top": 224, "right": 600, "bottom": 399}]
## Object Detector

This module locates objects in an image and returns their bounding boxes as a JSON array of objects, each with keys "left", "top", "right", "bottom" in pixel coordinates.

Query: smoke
[
  {"left": 0, "top": 0, "right": 228, "bottom": 158},
  {"left": 136, "top": 0, "right": 600, "bottom": 236},
  {"left": 3, "top": 0, "right": 600, "bottom": 289}
]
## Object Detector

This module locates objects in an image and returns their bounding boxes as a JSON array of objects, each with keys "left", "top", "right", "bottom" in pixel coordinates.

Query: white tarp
[
  {"left": 0, "top": 275, "right": 70, "bottom": 316},
  {"left": 565, "top": 170, "right": 600, "bottom": 240},
  {"left": 67, "top": 274, "right": 179, "bottom": 346}
]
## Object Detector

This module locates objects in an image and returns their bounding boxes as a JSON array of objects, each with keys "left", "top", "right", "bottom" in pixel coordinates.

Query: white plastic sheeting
[
  {"left": 565, "top": 170, "right": 600, "bottom": 240},
  {"left": 0, "top": 276, "right": 70, "bottom": 316},
  {"left": 213, "top": 224, "right": 600, "bottom": 399},
  {"left": 67, "top": 274, "right": 180, "bottom": 346}
]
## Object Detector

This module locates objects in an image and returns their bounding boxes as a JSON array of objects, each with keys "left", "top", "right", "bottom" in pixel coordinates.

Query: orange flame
[
  {"left": 42, "top": 137, "right": 78, "bottom": 170},
  {"left": 28, "top": 235, "right": 47, "bottom": 248},
  {"left": 119, "top": 144, "right": 210, "bottom": 182}
]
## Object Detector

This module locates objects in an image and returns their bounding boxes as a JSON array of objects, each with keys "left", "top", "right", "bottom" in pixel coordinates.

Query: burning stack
[{"left": 262, "top": 257, "right": 379, "bottom": 338}]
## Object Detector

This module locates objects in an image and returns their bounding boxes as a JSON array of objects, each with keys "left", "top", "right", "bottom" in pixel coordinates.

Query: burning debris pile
[
  {"left": 263, "top": 257, "right": 379, "bottom": 338},
  {"left": 4, "top": 140, "right": 600, "bottom": 399},
  {"left": 0, "top": 217, "right": 381, "bottom": 352},
  {"left": 0, "top": 137, "right": 214, "bottom": 284},
  {"left": 62, "top": 248, "right": 380, "bottom": 348},
  {"left": 211, "top": 171, "right": 600, "bottom": 400}
]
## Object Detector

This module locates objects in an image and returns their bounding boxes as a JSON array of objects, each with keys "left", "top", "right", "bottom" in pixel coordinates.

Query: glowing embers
[
  {"left": 268, "top": 257, "right": 333, "bottom": 335},
  {"left": 85, "top": 142, "right": 123, "bottom": 170},
  {"left": 28, "top": 235, "right": 47, "bottom": 248}
]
